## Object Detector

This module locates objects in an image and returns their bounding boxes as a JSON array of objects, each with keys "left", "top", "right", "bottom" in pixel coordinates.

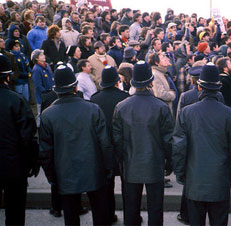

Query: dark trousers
[
  {"left": 61, "top": 185, "right": 109, "bottom": 226},
  {"left": 106, "top": 176, "right": 116, "bottom": 222},
  {"left": 187, "top": 198, "right": 230, "bottom": 226},
  {"left": 0, "top": 177, "right": 27, "bottom": 226},
  {"left": 51, "top": 184, "right": 62, "bottom": 211},
  {"left": 124, "top": 182, "right": 164, "bottom": 226},
  {"left": 180, "top": 185, "right": 189, "bottom": 221}
]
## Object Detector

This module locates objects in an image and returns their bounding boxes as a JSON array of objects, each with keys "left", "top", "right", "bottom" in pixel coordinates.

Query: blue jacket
[
  {"left": 10, "top": 50, "right": 31, "bottom": 85},
  {"left": 5, "top": 24, "right": 28, "bottom": 56},
  {"left": 32, "top": 63, "right": 54, "bottom": 104},
  {"left": 27, "top": 26, "right": 47, "bottom": 50},
  {"left": 107, "top": 45, "right": 123, "bottom": 67}
]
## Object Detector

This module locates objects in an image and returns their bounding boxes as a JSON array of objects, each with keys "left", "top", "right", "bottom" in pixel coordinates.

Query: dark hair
[
  {"left": 81, "top": 25, "right": 93, "bottom": 35},
  {"left": 148, "top": 52, "right": 161, "bottom": 66},
  {"left": 35, "top": 15, "right": 45, "bottom": 24},
  {"left": 101, "top": 11, "right": 109, "bottom": 21},
  {"left": 118, "top": 66, "right": 132, "bottom": 85},
  {"left": 77, "top": 59, "right": 89, "bottom": 72},
  {"left": 161, "top": 42, "right": 170, "bottom": 52},
  {"left": 47, "top": 24, "right": 60, "bottom": 39},
  {"left": 109, "top": 36, "right": 120, "bottom": 46},
  {"left": 227, "top": 28, "right": 231, "bottom": 37},
  {"left": 125, "top": 8, "right": 132, "bottom": 13},
  {"left": 110, "top": 21, "right": 120, "bottom": 33},
  {"left": 216, "top": 57, "right": 230, "bottom": 73},
  {"left": 78, "top": 35, "right": 90, "bottom": 47},
  {"left": 133, "top": 13, "right": 141, "bottom": 22},
  {"left": 154, "top": 28, "right": 164, "bottom": 38},
  {"left": 100, "top": 33, "right": 110, "bottom": 42},
  {"left": 142, "top": 12, "right": 149, "bottom": 19},
  {"left": 209, "top": 41, "right": 217, "bottom": 51},
  {"left": 227, "top": 21, "right": 231, "bottom": 29},
  {"left": 151, "top": 38, "right": 160, "bottom": 47},
  {"left": 118, "top": 25, "right": 129, "bottom": 35},
  {"left": 110, "top": 9, "right": 117, "bottom": 14}
]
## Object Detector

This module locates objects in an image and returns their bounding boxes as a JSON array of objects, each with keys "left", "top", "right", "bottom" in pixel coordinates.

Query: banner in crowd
[
  {"left": 70, "top": 0, "right": 112, "bottom": 11},
  {"left": 212, "top": 8, "right": 226, "bottom": 33}
]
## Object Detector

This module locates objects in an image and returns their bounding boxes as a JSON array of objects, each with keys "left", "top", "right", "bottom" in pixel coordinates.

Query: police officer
[
  {"left": 113, "top": 61, "right": 174, "bottom": 225},
  {"left": 173, "top": 63, "right": 231, "bottom": 225},
  {"left": 0, "top": 54, "right": 37, "bottom": 226},
  {"left": 39, "top": 63, "right": 113, "bottom": 226}
]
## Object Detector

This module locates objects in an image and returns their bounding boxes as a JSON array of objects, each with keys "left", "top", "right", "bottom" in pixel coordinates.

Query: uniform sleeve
[
  {"left": 112, "top": 105, "right": 123, "bottom": 163},
  {"left": 160, "top": 105, "right": 174, "bottom": 161},
  {"left": 39, "top": 114, "right": 56, "bottom": 184},
  {"left": 172, "top": 109, "right": 188, "bottom": 182},
  {"left": 94, "top": 106, "right": 114, "bottom": 170}
]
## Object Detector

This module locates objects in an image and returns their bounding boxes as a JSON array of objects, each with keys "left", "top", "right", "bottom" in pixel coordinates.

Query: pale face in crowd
[
  {"left": 74, "top": 47, "right": 81, "bottom": 59},
  {"left": 72, "top": 14, "right": 79, "bottom": 23},
  {"left": 13, "top": 29, "right": 20, "bottom": 38},
  {"left": 121, "top": 29, "right": 129, "bottom": 39},
  {"left": 82, "top": 62, "right": 92, "bottom": 74},
  {"left": 96, "top": 46, "right": 106, "bottom": 55},
  {"left": 37, "top": 19, "right": 46, "bottom": 28},
  {"left": 115, "top": 39, "right": 122, "bottom": 49},
  {"left": 158, "top": 54, "right": 170, "bottom": 68},
  {"left": 157, "top": 31, "right": 164, "bottom": 40},
  {"left": 153, "top": 40, "right": 161, "bottom": 52},
  {"left": 36, "top": 52, "right": 46, "bottom": 63},
  {"left": 0, "top": 38, "right": 5, "bottom": 49}
]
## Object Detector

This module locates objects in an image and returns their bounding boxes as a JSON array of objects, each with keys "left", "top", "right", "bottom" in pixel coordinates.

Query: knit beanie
[{"left": 198, "top": 42, "right": 208, "bottom": 53}]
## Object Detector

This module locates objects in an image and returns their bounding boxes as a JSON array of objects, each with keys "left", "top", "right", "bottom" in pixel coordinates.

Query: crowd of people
[{"left": 1, "top": 0, "right": 231, "bottom": 225}]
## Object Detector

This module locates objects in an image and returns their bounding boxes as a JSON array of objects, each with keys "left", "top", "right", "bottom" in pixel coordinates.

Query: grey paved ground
[
  {"left": 1, "top": 210, "right": 230, "bottom": 226},
  {"left": 28, "top": 170, "right": 183, "bottom": 195}
]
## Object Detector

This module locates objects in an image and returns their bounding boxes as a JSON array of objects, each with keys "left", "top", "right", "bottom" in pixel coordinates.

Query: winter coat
[
  {"left": 0, "top": 84, "right": 36, "bottom": 179},
  {"left": 43, "top": 4, "right": 56, "bottom": 26},
  {"left": 137, "top": 33, "right": 152, "bottom": 61},
  {"left": 176, "top": 85, "right": 224, "bottom": 118},
  {"left": 88, "top": 53, "right": 117, "bottom": 89},
  {"left": 27, "top": 26, "right": 48, "bottom": 50},
  {"left": 175, "top": 45, "right": 188, "bottom": 76},
  {"left": 172, "top": 90, "right": 231, "bottom": 202},
  {"left": 10, "top": 50, "right": 31, "bottom": 85},
  {"left": 5, "top": 24, "right": 30, "bottom": 58},
  {"left": 39, "top": 94, "right": 113, "bottom": 195},
  {"left": 60, "top": 28, "right": 79, "bottom": 47},
  {"left": 120, "top": 15, "right": 133, "bottom": 26},
  {"left": 71, "top": 20, "right": 81, "bottom": 33},
  {"left": 152, "top": 66, "right": 176, "bottom": 113},
  {"left": 79, "top": 45, "right": 94, "bottom": 60},
  {"left": 113, "top": 90, "right": 174, "bottom": 183},
  {"left": 129, "top": 22, "right": 142, "bottom": 41},
  {"left": 219, "top": 73, "right": 231, "bottom": 107},
  {"left": 102, "top": 21, "right": 111, "bottom": 33},
  {"left": 32, "top": 63, "right": 54, "bottom": 104},
  {"left": 68, "top": 57, "right": 79, "bottom": 74},
  {"left": 107, "top": 45, "right": 123, "bottom": 67},
  {"left": 41, "top": 38, "right": 67, "bottom": 67}
]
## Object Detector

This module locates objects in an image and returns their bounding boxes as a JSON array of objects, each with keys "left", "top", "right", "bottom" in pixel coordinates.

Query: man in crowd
[
  {"left": 216, "top": 57, "right": 231, "bottom": 106},
  {"left": 88, "top": 41, "right": 116, "bottom": 89},
  {"left": 120, "top": 8, "right": 133, "bottom": 26},
  {"left": 118, "top": 25, "right": 130, "bottom": 51},
  {"left": 43, "top": 0, "right": 57, "bottom": 26},
  {"left": 173, "top": 63, "right": 231, "bottom": 226},
  {"left": 60, "top": 18, "right": 79, "bottom": 47},
  {"left": 91, "top": 66, "right": 129, "bottom": 224},
  {"left": 27, "top": 16, "right": 47, "bottom": 51},
  {"left": 129, "top": 13, "right": 142, "bottom": 41},
  {"left": 39, "top": 63, "right": 113, "bottom": 226},
  {"left": 113, "top": 61, "right": 173, "bottom": 225},
  {"left": 145, "top": 38, "right": 162, "bottom": 62},
  {"left": 0, "top": 54, "right": 38, "bottom": 226},
  {"left": 76, "top": 59, "right": 97, "bottom": 100}
]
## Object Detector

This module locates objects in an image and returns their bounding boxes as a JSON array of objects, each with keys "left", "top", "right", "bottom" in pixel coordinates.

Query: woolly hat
[
  {"left": 198, "top": 42, "right": 208, "bottom": 53},
  {"left": 199, "top": 31, "right": 210, "bottom": 40},
  {"left": 197, "top": 63, "right": 222, "bottom": 90},
  {"left": 100, "top": 66, "right": 120, "bottom": 88},
  {"left": 8, "top": 39, "right": 20, "bottom": 50},
  {"left": 131, "top": 61, "right": 154, "bottom": 88},
  {"left": 66, "top": 45, "right": 77, "bottom": 57},
  {"left": 188, "top": 66, "right": 203, "bottom": 77},
  {"left": 53, "top": 63, "right": 78, "bottom": 94}
]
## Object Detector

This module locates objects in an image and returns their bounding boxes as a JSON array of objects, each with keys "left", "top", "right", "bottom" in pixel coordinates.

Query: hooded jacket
[
  {"left": 5, "top": 24, "right": 29, "bottom": 56},
  {"left": 60, "top": 18, "right": 79, "bottom": 47}
]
